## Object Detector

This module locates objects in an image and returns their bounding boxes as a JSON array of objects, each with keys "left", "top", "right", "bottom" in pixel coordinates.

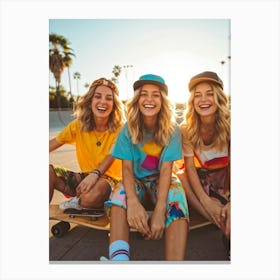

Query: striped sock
[{"left": 109, "top": 240, "right": 130, "bottom": 261}]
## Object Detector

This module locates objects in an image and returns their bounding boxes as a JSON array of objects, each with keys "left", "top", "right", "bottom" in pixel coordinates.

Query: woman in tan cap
[
  {"left": 180, "top": 71, "right": 230, "bottom": 242},
  {"left": 49, "top": 78, "right": 125, "bottom": 210}
]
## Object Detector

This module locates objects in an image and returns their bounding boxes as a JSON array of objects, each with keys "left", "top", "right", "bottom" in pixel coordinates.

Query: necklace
[{"left": 93, "top": 130, "right": 107, "bottom": 147}]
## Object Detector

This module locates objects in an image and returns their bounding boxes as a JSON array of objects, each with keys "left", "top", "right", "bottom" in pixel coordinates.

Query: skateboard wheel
[{"left": 51, "top": 221, "right": 70, "bottom": 237}]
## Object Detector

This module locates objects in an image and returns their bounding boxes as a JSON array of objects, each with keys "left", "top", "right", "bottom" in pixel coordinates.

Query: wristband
[{"left": 91, "top": 169, "right": 102, "bottom": 177}]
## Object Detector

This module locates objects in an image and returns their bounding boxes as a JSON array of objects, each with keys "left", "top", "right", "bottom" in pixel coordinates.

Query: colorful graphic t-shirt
[
  {"left": 56, "top": 119, "right": 122, "bottom": 180},
  {"left": 180, "top": 125, "right": 229, "bottom": 197},
  {"left": 192, "top": 147, "right": 229, "bottom": 196},
  {"left": 112, "top": 123, "right": 182, "bottom": 179},
  {"left": 183, "top": 140, "right": 229, "bottom": 195}
]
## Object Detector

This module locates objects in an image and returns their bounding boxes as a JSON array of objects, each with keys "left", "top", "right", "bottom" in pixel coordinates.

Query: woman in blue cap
[
  {"left": 104, "top": 74, "right": 189, "bottom": 261},
  {"left": 180, "top": 71, "right": 230, "bottom": 243}
]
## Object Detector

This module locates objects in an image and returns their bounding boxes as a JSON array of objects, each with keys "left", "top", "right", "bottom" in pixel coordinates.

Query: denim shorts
[{"left": 105, "top": 174, "right": 189, "bottom": 228}]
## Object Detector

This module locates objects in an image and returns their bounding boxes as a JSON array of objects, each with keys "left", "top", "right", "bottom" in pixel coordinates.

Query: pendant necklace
[{"left": 93, "top": 129, "right": 107, "bottom": 147}]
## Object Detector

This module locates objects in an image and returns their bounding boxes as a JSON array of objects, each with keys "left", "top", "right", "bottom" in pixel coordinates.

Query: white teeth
[
  {"left": 144, "top": 105, "right": 155, "bottom": 108},
  {"left": 199, "top": 104, "right": 210, "bottom": 109},
  {"left": 97, "top": 107, "right": 107, "bottom": 111}
]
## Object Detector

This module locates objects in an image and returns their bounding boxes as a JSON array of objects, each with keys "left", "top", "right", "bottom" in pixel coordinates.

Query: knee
[{"left": 81, "top": 185, "right": 110, "bottom": 208}]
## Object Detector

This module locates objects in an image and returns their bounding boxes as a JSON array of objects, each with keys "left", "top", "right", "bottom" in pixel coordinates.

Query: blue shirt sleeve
[
  {"left": 112, "top": 123, "right": 133, "bottom": 160},
  {"left": 160, "top": 124, "right": 182, "bottom": 162}
]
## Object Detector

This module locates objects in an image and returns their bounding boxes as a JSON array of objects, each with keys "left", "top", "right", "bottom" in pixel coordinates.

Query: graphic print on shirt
[
  {"left": 141, "top": 141, "right": 162, "bottom": 171},
  {"left": 194, "top": 149, "right": 229, "bottom": 196}
]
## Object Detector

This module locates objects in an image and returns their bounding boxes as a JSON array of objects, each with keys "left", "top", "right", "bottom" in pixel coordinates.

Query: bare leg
[
  {"left": 165, "top": 219, "right": 188, "bottom": 261},
  {"left": 177, "top": 171, "right": 212, "bottom": 222},
  {"left": 49, "top": 165, "right": 55, "bottom": 202},
  {"left": 109, "top": 205, "right": 130, "bottom": 243},
  {"left": 49, "top": 164, "right": 76, "bottom": 203},
  {"left": 79, "top": 178, "right": 111, "bottom": 209}
]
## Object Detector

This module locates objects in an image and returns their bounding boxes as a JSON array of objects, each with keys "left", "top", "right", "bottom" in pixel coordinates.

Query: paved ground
[{"left": 49, "top": 111, "right": 230, "bottom": 263}]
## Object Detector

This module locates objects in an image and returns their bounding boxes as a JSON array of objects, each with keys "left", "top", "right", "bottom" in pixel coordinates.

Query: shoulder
[
  {"left": 170, "top": 123, "right": 181, "bottom": 139},
  {"left": 117, "top": 123, "right": 130, "bottom": 137},
  {"left": 179, "top": 122, "right": 187, "bottom": 135},
  {"left": 60, "top": 119, "right": 79, "bottom": 132},
  {"left": 122, "top": 122, "right": 129, "bottom": 132},
  {"left": 167, "top": 124, "right": 181, "bottom": 143}
]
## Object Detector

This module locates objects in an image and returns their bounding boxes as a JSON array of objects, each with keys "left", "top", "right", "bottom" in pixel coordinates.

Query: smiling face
[
  {"left": 138, "top": 84, "right": 162, "bottom": 121},
  {"left": 91, "top": 85, "right": 114, "bottom": 121},
  {"left": 193, "top": 82, "right": 218, "bottom": 118}
]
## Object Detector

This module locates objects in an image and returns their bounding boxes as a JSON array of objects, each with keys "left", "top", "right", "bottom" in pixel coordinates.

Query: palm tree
[
  {"left": 49, "top": 33, "right": 75, "bottom": 108},
  {"left": 73, "top": 72, "right": 81, "bottom": 96},
  {"left": 112, "top": 65, "right": 122, "bottom": 83},
  {"left": 63, "top": 51, "right": 75, "bottom": 99},
  {"left": 84, "top": 82, "right": 90, "bottom": 91}
]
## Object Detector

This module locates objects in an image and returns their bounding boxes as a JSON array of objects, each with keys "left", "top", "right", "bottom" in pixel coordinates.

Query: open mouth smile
[
  {"left": 97, "top": 106, "right": 107, "bottom": 112},
  {"left": 143, "top": 104, "right": 156, "bottom": 109},
  {"left": 199, "top": 104, "right": 211, "bottom": 109}
]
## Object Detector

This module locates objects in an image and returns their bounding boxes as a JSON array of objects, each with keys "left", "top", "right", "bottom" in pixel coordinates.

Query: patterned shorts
[
  {"left": 52, "top": 165, "right": 117, "bottom": 195},
  {"left": 105, "top": 174, "right": 189, "bottom": 228}
]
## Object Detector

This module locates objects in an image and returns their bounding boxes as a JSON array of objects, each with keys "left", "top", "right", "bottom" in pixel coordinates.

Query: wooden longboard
[
  {"left": 50, "top": 204, "right": 110, "bottom": 232},
  {"left": 50, "top": 204, "right": 211, "bottom": 237}
]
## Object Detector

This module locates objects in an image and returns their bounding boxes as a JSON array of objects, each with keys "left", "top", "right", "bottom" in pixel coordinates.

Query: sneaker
[
  {"left": 100, "top": 256, "right": 109, "bottom": 261},
  {"left": 59, "top": 196, "right": 82, "bottom": 210}
]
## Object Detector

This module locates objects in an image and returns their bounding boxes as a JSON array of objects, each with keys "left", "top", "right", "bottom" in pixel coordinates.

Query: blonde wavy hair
[
  {"left": 184, "top": 83, "right": 230, "bottom": 151},
  {"left": 73, "top": 79, "right": 125, "bottom": 132},
  {"left": 126, "top": 87, "right": 175, "bottom": 147}
]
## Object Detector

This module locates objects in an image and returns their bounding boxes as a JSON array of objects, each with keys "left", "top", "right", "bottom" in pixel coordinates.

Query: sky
[{"left": 49, "top": 19, "right": 230, "bottom": 102}]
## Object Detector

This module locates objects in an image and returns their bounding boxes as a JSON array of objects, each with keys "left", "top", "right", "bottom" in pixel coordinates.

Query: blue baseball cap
[{"left": 133, "top": 74, "right": 168, "bottom": 94}]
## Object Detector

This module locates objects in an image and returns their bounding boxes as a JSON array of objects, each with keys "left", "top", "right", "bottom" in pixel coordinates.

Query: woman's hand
[
  {"left": 127, "top": 197, "right": 151, "bottom": 237},
  {"left": 148, "top": 205, "right": 166, "bottom": 240},
  {"left": 220, "top": 202, "right": 230, "bottom": 239},
  {"left": 76, "top": 173, "right": 98, "bottom": 197},
  {"left": 202, "top": 197, "right": 224, "bottom": 228}
]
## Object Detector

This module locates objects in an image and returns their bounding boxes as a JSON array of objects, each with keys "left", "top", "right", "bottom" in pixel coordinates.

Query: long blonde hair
[
  {"left": 185, "top": 83, "right": 230, "bottom": 151},
  {"left": 73, "top": 80, "right": 124, "bottom": 132},
  {"left": 126, "top": 87, "right": 175, "bottom": 147}
]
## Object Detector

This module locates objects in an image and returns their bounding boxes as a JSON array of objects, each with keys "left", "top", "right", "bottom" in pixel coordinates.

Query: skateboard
[
  {"left": 50, "top": 205, "right": 110, "bottom": 237},
  {"left": 50, "top": 204, "right": 211, "bottom": 238},
  {"left": 63, "top": 208, "right": 105, "bottom": 218}
]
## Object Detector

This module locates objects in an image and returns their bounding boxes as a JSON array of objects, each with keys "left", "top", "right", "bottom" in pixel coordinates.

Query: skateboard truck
[{"left": 63, "top": 208, "right": 105, "bottom": 221}]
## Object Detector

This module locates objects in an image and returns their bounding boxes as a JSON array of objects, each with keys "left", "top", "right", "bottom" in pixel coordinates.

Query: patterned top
[
  {"left": 180, "top": 125, "right": 229, "bottom": 197},
  {"left": 112, "top": 123, "right": 182, "bottom": 179},
  {"left": 56, "top": 119, "right": 122, "bottom": 180}
]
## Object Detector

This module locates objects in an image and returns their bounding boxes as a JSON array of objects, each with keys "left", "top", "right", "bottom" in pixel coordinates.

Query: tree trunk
[
  {"left": 67, "top": 67, "right": 72, "bottom": 98},
  {"left": 55, "top": 81, "right": 61, "bottom": 109}
]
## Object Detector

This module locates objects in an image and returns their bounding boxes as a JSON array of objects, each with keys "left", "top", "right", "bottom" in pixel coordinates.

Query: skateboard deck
[
  {"left": 50, "top": 204, "right": 110, "bottom": 237},
  {"left": 63, "top": 207, "right": 105, "bottom": 218},
  {"left": 50, "top": 204, "right": 211, "bottom": 237}
]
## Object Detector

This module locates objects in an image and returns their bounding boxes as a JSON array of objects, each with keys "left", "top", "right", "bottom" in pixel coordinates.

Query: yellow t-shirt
[{"left": 56, "top": 119, "right": 122, "bottom": 180}]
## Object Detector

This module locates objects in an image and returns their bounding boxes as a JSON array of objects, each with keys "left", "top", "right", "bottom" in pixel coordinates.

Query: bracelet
[{"left": 90, "top": 169, "right": 102, "bottom": 177}]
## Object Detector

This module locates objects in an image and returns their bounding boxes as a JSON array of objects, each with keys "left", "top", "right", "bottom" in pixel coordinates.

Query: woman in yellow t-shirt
[{"left": 49, "top": 78, "right": 125, "bottom": 210}]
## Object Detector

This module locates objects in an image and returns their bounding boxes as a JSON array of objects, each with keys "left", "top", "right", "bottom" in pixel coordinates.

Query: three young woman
[{"left": 50, "top": 71, "right": 230, "bottom": 261}]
